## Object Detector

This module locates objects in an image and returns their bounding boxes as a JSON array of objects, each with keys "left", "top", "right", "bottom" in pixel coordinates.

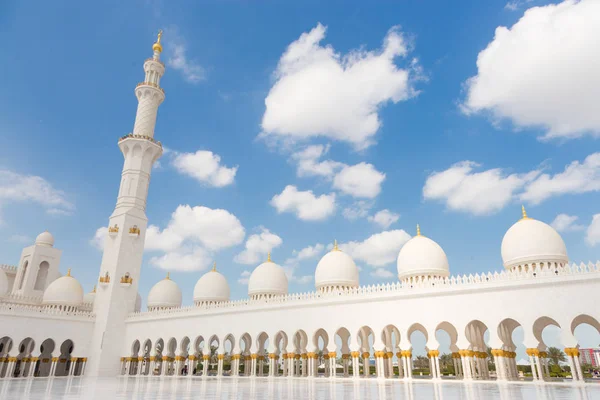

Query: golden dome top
[{"left": 152, "top": 30, "right": 163, "bottom": 53}]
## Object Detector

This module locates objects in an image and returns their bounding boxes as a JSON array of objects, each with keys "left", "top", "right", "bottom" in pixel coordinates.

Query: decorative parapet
[
  {"left": 118, "top": 134, "right": 162, "bottom": 148},
  {"left": 136, "top": 81, "right": 165, "bottom": 94},
  {"left": 1, "top": 293, "right": 43, "bottom": 306},
  {"left": 0, "top": 302, "right": 95, "bottom": 320},
  {"left": 126, "top": 261, "right": 600, "bottom": 321},
  {"left": 0, "top": 264, "right": 17, "bottom": 274}
]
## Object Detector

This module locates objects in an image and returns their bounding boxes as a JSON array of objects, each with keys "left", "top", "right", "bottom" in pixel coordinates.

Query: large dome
[
  {"left": 35, "top": 231, "right": 54, "bottom": 247},
  {"left": 315, "top": 242, "right": 359, "bottom": 291},
  {"left": 0, "top": 269, "right": 8, "bottom": 297},
  {"left": 397, "top": 226, "right": 449, "bottom": 281},
  {"left": 501, "top": 207, "right": 568, "bottom": 270},
  {"left": 194, "top": 264, "right": 230, "bottom": 304},
  {"left": 147, "top": 274, "right": 182, "bottom": 310},
  {"left": 42, "top": 270, "right": 83, "bottom": 307},
  {"left": 248, "top": 254, "right": 288, "bottom": 298}
]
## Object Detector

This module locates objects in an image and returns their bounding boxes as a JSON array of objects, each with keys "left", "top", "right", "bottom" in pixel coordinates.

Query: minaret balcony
[
  {"left": 108, "top": 224, "right": 119, "bottom": 238},
  {"left": 136, "top": 81, "right": 165, "bottom": 94},
  {"left": 120, "top": 273, "right": 133, "bottom": 288},
  {"left": 118, "top": 133, "right": 162, "bottom": 148},
  {"left": 129, "top": 226, "right": 141, "bottom": 238},
  {"left": 99, "top": 272, "right": 111, "bottom": 286}
]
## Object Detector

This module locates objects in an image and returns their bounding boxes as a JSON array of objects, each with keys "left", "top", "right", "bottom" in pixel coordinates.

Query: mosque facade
[{"left": 0, "top": 33, "right": 599, "bottom": 384}]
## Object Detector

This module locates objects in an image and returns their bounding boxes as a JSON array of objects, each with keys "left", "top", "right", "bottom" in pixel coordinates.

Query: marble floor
[{"left": 0, "top": 377, "right": 598, "bottom": 400}]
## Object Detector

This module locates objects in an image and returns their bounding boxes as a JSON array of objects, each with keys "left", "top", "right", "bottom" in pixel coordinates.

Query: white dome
[
  {"left": 147, "top": 275, "right": 182, "bottom": 309},
  {"left": 248, "top": 256, "right": 288, "bottom": 298},
  {"left": 42, "top": 270, "right": 83, "bottom": 307},
  {"left": 397, "top": 230, "right": 450, "bottom": 281},
  {"left": 501, "top": 209, "right": 568, "bottom": 270},
  {"left": 0, "top": 269, "right": 8, "bottom": 297},
  {"left": 83, "top": 287, "right": 96, "bottom": 305},
  {"left": 315, "top": 246, "right": 359, "bottom": 290},
  {"left": 194, "top": 267, "right": 230, "bottom": 303},
  {"left": 35, "top": 231, "right": 54, "bottom": 247}
]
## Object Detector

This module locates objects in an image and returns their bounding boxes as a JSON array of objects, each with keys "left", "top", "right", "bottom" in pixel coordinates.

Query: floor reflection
[{"left": 0, "top": 377, "right": 597, "bottom": 400}]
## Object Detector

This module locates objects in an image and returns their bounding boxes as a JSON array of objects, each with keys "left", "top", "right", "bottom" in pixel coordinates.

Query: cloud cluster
[
  {"left": 92, "top": 205, "right": 245, "bottom": 271},
  {"left": 463, "top": 0, "right": 600, "bottom": 140},
  {"left": 0, "top": 169, "right": 74, "bottom": 223},
  {"left": 172, "top": 150, "right": 238, "bottom": 187},
  {"left": 270, "top": 185, "right": 336, "bottom": 221},
  {"left": 586, "top": 214, "right": 600, "bottom": 247},
  {"left": 368, "top": 209, "right": 400, "bottom": 229},
  {"left": 423, "top": 153, "right": 600, "bottom": 215},
  {"left": 340, "top": 229, "right": 411, "bottom": 267},
  {"left": 234, "top": 228, "right": 283, "bottom": 265},
  {"left": 165, "top": 28, "right": 206, "bottom": 84},
  {"left": 261, "top": 23, "right": 419, "bottom": 149},
  {"left": 551, "top": 214, "right": 584, "bottom": 233}
]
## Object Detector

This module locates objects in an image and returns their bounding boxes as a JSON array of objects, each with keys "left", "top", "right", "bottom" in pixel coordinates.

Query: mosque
[{"left": 0, "top": 32, "right": 598, "bottom": 385}]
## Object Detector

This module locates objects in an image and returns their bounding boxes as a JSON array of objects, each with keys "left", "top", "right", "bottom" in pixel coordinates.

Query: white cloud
[
  {"left": 284, "top": 243, "right": 325, "bottom": 266},
  {"left": 423, "top": 161, "right": 540, "bottom": 215},
  {"left": 586, "top": 214, "right": 600, "bottom": 246},
  {"left": 270, "top": 185, "right": 336, "bottom": 221},
  {"left": 342, "top": 200, "right": 373, "bottom": 221},
  {"left": 521, "top": 153, "right": 600, "bottom": 204},
  {"left": 505, "top": 0, "right": 533, "bottom": 11},
  {"left": 333, "top": 163, "right": 386, "bottom": 199},
  {"left": 370, "top": 268, "right": 395, "bottom": 279},
  {"left": 165, "top": 28, "right": 206, "bottom": 84},
  {"left": 291, "top": 146, "right": 386, "bottom": 200},
  {"left": 92, "top": 205, "right": 245, "bottom": 272},
  {"left": 0, "top": 169, "right": 74, "bottom": 222},
  {"left": 291, "top": 145, "right": 344, "bottom": 179},
  {"left": 340, "top": 230, "right": 411, "bottom": 267},
  {"left": 463, "top": 0, "right": 600, "bottom": 140},
  {"left": 551, "top": 214, "right": 585, "bottom": 233},
  {"left": 368, "top": 209, "right": 400, "bottom": 229},
  {"left": 90, "top": 227, "right": 108, "bottom": 251},
  {"left": 261, "top": 23, "right": 419, "bottom": 149},
  {"left": 238, "top": 270, "right": 251, "bottom": 285},
  {"left": 172, "top": 150, "right": 238, "bottom": 187},
  {"left": 234, "top": 228, "right": 283, "bottom": 265}
]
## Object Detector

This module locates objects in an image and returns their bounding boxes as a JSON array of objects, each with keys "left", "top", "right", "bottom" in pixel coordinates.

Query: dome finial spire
[
  {"left": 521, "top": 205, "right": 529, "bottom": 220},
  {"left": 416, "top": 224, "right": 421, "bottom": 236},
  {"left": 267, "top": 252, "right": 272, "bottom": 262},
  {"left": 152, "top": 29, "right": 163, "bottom": 54},
  {"left": 212, "top": 262, "right": 216, "bottom": 272},
  {"left": 67, "top": 268, "right": 71, "bottom": 277},
  {"left": 92, "top": 284, "right": 97, "bottom": 293},
  {"left": 333, "top": 239, "right": 339, "bottom": 251},
  {"left": 166, "top": 272, "right": 170, "bottom": 280}
]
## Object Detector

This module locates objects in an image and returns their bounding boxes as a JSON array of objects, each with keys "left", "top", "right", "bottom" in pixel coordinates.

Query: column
[
  {"left": 6, "top": 357, "right": 16, "bottom": 378},
  {"left": 217, "top": 354, "right": 224, "bottom": 376},
  {"left": 328, "top": 352, "right": 337, "bottom": 378},
  {"left": 396, "top": 352, "right": 404, "bottom": 378},
  {"left": 351, "top": 352, "right": 360, "bottom": 378},
  {"left": 269, "top": 354, "right": 277, "bottom": 377},
  {"left": 492, "top": 350, "right": 504, "bottom": 381},
  {"left": 69, "top": 358, "right": 77, "bottom": 376},
  {"left": 571, "top": 349, "right": 584, "bottom": 382},
  {"left": 50, "top": 357, "right": 59, "bottom": 377},
  {"left": 342, "top": 354, "right": 349, "bottom": 377},
  {"left": 539, "top": 352, "right": 550, "bottom": 378},
  {"left": 137, "top": 357, "right": 144, "bottom": 377},
  {"left": 459, "top": 351, "right": 471, "bottom": 380},
  {"left": 402, "top": 351, "right": 413, "bottom": 379},
  {"left": 202, "top": 355, "right": 210, "bottom": 376},
  {"left": 386, "top": 352, "right": 394, "bottom": 378},
  {"left": 373, "top": 351, "right": 384, "bottom": 378},
  {"left": 362, "top": 352, "right": 370, "bottom": 378},
  {"left": 526, "top": 349, "right": 538, "bottom": 381},
  {"left": 534, "top": 354, "right": 544, "bottom": 381},
  {"left": 81, "top": 358, "right": 88, "bottom": 376},
  {"left": 301, "top": 353, "right": 308, "bottom": 377},
  {"left": 250, "top": 354, "right": 257, "bottom": 377},
  {"left": 27, "top": 357, "right": 37, "bottom": 379}
]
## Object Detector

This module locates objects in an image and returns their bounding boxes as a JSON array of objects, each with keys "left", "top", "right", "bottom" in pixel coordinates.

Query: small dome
[
  {"left": 147, "top": 274, "right": 182, "bottom": 309},
  {"left": 501, "top": 207, "right": 568, "bottom": 270},
  {"left": 42, "top": 270, "right": 83, "bottom": 307},
  {"left": 0, "top": 269, "right": 8, "bottom": 297},
  {"left": 248, "top": 255, "right": 288, "bottom": 298},
  {"left": 397, "top": 227, "right": 449, "bottom": 281},
  {"left": 194, "top": 265, "right": 230, "bottom": 303},
  {"left": 83, "top": 286, "right": 96, "bottom": 305},
  {"left": 35, "top": 231, "right": 54, "bottom": 247},
  {"left": 315, "top": 243, "right": 359, "bottom": 291}
]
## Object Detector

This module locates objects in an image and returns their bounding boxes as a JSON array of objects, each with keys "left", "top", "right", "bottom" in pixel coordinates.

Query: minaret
[{"left": 87, "top": 32, "right": 165, "bottom": 377}]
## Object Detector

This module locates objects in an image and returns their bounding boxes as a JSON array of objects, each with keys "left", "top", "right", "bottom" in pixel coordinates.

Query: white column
[
  {"left": 351, "top": 352, "right": 360, "bottom": 378},
  {"left": 217, "top": 355, "right": 224, "bottom": 376},
  {"left": 573, "top": 353, "right": 584, "bottom": 382},
  {"left": 202, "top": 356, "right": 209, "bottom": 376},
  {"left": 534, "top": 356, "right": 543, "bottom": 381},
  {"left": 302, "top": 354, "right": 308, "bottom": 377},
  {"left": 250, "top": 355, "right": 257, "bottom": 377},
  {"left": 528, "top": 352, "right": 538, "bottom": 381}
]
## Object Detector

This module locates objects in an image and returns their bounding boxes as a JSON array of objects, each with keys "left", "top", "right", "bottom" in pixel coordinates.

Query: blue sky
[{"left": 1, "top": 0, "right": 599, "bottom": 350}]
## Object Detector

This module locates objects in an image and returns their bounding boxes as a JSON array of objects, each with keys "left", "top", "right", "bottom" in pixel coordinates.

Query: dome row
[{"left": 2, "top": 208, "right": 565, "bottom": 310}]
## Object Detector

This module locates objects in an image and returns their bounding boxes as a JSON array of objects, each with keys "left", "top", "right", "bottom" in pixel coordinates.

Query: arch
[
  {"left": 239, "top": 333, "right": 251, "bottom": 355},
  {"left": 381, "top": 324, "right": 401, "bottom": 352},
  {"left": 435, "top": 321, "right": 458, "bottom": 352},
  {"left": 19, "top": 261, "right": 28, "bottom": 290},
  {"left": 13, "top": 337, "right": 35, "bottom": 378},
  {"left": 223, "top": 334, "right": 235, "bottom": 355},
  {"left": 497, "top": 318, "right": 522, "bottom": 350},
  {"left": 570, "top": 314, "right": 600, "bottom": 336},
  {"left": 293, "top": 330, "right": 308, "bottom": 354},
  {"left": 0, "top": 337, "right": 13, "bottom": 378},
  {"left": 313, "top": 328, "right": 329, "bottom": 352},
  {"left": 335, "top": 327, "right": 352, "bottom": 354},
  {"left": 34, "top": 261, "right": 49, "bottom": 291},
  {"left": 356, "top": 326, "right": 375, "bottom": 378},
  {"left": 140, "top": 339, "right": 152, "bottom": 376},
  {"left": 35, "top": 338, "right": 55, "bottom": 377},
  {"left": 55, "top": 339, "right": 74, "bottom": 377},
  {"left": 153, "top": 338, "right": 164, "bottom": 376},
  {"left": 532, "top": 316, "right": 561, "bottom": 347},
  {"left": 274, "top": 331, "right": 288, "bottom": 355},
  {"left": 131, "top": 339, "right": 141, "bottom": 356}
]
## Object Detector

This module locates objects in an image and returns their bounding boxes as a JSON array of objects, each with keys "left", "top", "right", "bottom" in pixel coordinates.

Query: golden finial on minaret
[
  {"left": 67, "top": 268, "right": 71, "bottom": 277},
  {"left": 333, "top": 239, "right": 339, "bottom": 251},
  {"left": 416, "top": 224, "right": 421, "bottom": 236},
  {"left": 166, "top": 272, "right": 170, "bottom": 280},
  {"left": 212, "top": 262, "right": 217, "bottom": 272},
  {"left": 521, "top": 205, "right": 529, "bottom": 220},
  {"left": 152, "top": 29, "right": 163, "bottom": 53},
  {"left": 92, "top": 285, "right": 97, "bottom": 293},
  {"left": 267, "top": 252, "right": 272, "bottom": 262}
]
